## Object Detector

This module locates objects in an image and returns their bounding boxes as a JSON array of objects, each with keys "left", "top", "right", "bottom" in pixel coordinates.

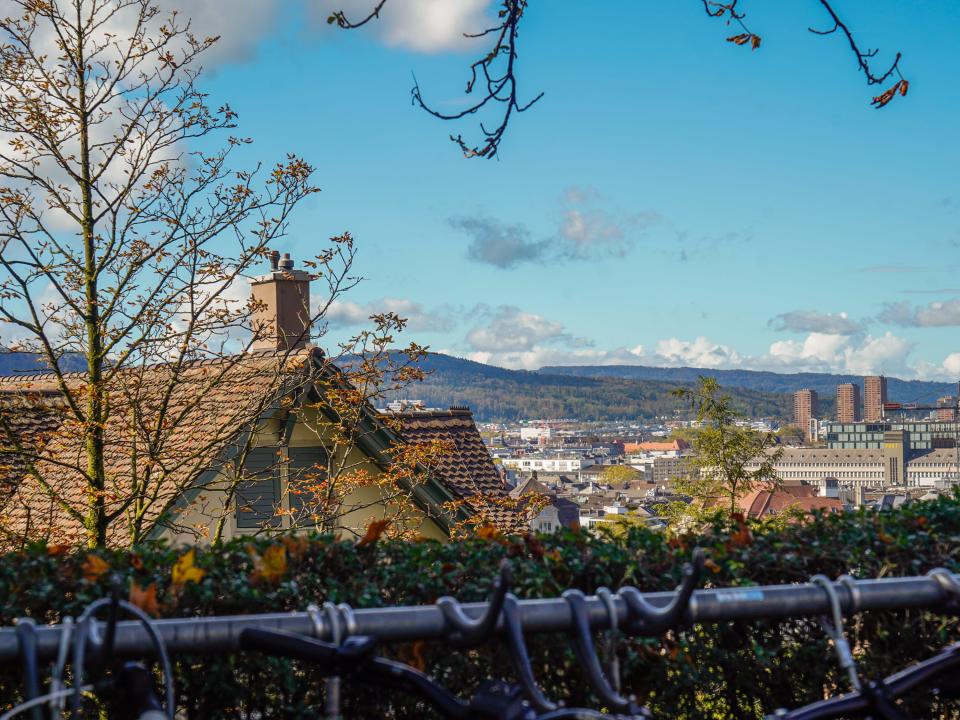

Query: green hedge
[{"left": 3, "top": 494, "right": 960, "bottom": 719}]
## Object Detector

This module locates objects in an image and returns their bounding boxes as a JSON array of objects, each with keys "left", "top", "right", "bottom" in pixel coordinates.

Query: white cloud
[
  {"left": 652, "top": 337, "right": 742, "bottom": 369},
  {"left": 879, "top": 299, "right": 960, "bottom": 327},
  {"left": 310, "top": 0, "right": 494, "bottom": 53},
  {"left": 770, "top": 310, "right": 864, "bottom": 335},
  {"left": 453, "top": 187, "right": 661, "bottom": 269},
  {"left": 465, "top": 306, "right": 573, "bottom": 353},
  {"left": 453, "top": 303, "right": 952, "bottom": 381},
  {"left": 162, "top": 1, "right": 282, "bottom": 63},
  {"left": 324, "top": 297, "right": 454, "bottom": 332},
  {"left": 944, "top": 353, "right": 960, "bottom": 377}
]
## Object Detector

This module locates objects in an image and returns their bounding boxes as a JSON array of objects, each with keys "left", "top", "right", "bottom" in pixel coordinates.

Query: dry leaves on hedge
[
  {"left": 248, "top": 544, "right": 288, "bottom": 584},
  {"left": 129, "top": 582, "right": 160, "bottom": 617},
  {"left": 172, "top": 549, "right": 205, "bottom": 587},
  {"left": 357, "top": 519, "right": 391, "bottom": 547},
  {"left": 82, "top": 554, "right": 110, "bottom": 582}
]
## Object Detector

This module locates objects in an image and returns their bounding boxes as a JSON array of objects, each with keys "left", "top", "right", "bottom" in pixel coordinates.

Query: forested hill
[
  {"left": 0, "top": 351, "right": 85, "bottom": 376},
  {"left": 539, "top": 364, "right": 956, "bottom": 405},
  {"left": 390, "top": 353, "right": 792, "bottom": 422}
]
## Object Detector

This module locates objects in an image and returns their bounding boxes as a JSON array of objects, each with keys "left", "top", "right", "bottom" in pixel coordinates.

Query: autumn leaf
[
  {"left": 357, "top": 519, "right": 391, "bottom": 547},
  {"left": 409, "top": 640, "right": 427, "bottom": 672},
  {"left": 726, "top": 33, "right": 760, "bottom": 49},
  {"left": 281, "top": 535, "right": 308, "bottom": 561},
  {"left": 129, "top": 553, "right": 144, "bottom": 570},
  {"left": 899, "top": 80, "right": 909, "bottom": 96},
  {"left": 704, "top": 558, "right": 722, "bottom": 574},
  {"left": 249, "top": 544, "right": 288, "bottom": 584},
  {"left": 729, "top": 513, "right": 753, "bottom": 547},
  {"left": 878, "top": 531, "right": 895, "bottom": 544},
  {"left": 871, "top": 82, "right": 903, "bottom": 108},
  {"left": 46, "top": 544, "right": 71, "bottom": 557},
  {"left": 172, "top": 549, "right": 205, "bottom": 586},
  {"left": 129, "top": 582, "right": 160, "bottom": 617},
  {"left": 474, "top": 524, "right": 501, "bottom": 541},
  {"left": 82, "top": 554, "right": 110, "bottom": 582}
]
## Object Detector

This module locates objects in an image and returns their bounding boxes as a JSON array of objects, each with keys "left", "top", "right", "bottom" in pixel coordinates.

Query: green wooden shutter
[{"left": 236, "top": 447, "right": 281, "bottom": 529}]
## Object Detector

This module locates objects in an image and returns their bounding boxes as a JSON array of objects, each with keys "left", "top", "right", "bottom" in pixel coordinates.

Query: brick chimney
[{"left": 250, "top": 250, "right": 311, "bottom": 351}]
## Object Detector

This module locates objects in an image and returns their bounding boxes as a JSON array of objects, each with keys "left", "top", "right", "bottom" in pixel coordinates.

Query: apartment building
[
  {"left": 864, "top": 375, "right": 887, "bottom": 422},
  {"left": 836, "top": 383, "right": 861, "bottom": 423},
  {"left": 793, "top": 389, "right": 818, "bottom": 442},
  {"left": 936, "top": 396, "right": 958, "bottom": 422}
]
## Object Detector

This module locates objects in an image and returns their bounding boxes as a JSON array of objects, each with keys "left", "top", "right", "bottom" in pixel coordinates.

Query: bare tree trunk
[{"left": 75, "top": 5, "right": 107, "bottom": 548}]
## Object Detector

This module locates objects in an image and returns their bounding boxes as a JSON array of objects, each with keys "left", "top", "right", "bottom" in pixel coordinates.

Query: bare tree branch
[{"left": 334, "top": 0, "right": 910, "bottom": 158}]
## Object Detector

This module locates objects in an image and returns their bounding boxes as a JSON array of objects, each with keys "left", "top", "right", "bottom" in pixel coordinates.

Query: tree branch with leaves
[{"left": 335, "top": 0, "right": 909, "bottom": 157}]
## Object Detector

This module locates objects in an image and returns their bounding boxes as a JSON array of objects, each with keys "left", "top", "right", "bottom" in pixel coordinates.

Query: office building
[
  {"left": 836, "top": 383, "right": 861, "bottom": 423},
  {"left": 745, "top": 445, "right": 960, "bottom": 489},
  {"left": 864, "top": 375, "right": 887, "bottom": 422},
  {"left": 825, "top": 420, "right": 960, "bottom": 452}
]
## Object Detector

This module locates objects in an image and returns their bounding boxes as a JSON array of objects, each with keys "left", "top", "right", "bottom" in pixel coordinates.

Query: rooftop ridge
[{"left": 0, "top": 346, "right": 322, "bottom": 387}]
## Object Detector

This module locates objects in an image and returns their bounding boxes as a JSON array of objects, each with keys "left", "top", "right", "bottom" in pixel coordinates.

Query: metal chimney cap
[{"left": 278, "top": 253, "right": 294, "bottom": 271}]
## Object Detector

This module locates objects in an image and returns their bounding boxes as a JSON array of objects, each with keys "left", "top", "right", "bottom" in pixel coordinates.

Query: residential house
[
  {"left": 509, "top": 476, "right": 579, "bottom": 533},
  {"left": 0, "top": 256, "right": 516, "bottom": 546}
]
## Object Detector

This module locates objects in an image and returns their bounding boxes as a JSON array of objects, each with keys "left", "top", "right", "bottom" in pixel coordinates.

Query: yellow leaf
[
  {"left": 249, "top": 544, "right": 288, "bottom": 584},
  {"left": 357, "top": 519, "right": 391, "bottom": 547},
  {"left": 172, "top": 549, "right": 205, "bottom": 586},
  {"left": 129, "top": 582, "right": 160, "bottom": 617},
  {"left": 82, "top": 554, "right": 110, "bottom": 582}
]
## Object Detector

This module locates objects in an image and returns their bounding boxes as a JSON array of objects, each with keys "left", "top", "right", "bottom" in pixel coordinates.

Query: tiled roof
[
  {"left": 908, "top": 449, "right": 960, "bottom": 466},
  {"left": 624, "top": 440, "right": 688, "bottom": 453},
  {"left": 509, "top": 476, "right": 550, "bottom": 498},
  {"left": 756, "top": 448, "right": 884, "bottom": 463},
  {"left": 0, "top": 349, "right": 319, "bottom": 544},
  {"left": 739, "top": 484, "right": 843, "bottom": 518},
  {"left": 391, "top": 408, "right": 526, "bottom": 532},
  {"left": 0, "top": 390, "right": 68, "bottom": 490}
]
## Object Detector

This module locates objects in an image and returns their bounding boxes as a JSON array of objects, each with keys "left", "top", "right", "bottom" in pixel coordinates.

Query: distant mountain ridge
[
  {"left": 384, "top": 353, "right": 793, "bottom": 422},
  {"left": 538, "top": 364, "right": 957, "bottom": 405},
  {"left": 0, "top": 351, "right": 86, "bottom": 376}
]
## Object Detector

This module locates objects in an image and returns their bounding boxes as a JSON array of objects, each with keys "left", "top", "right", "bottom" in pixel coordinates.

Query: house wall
[
  {"left": 530, "top": 505, "right": 560, "bottom": 534},
  {"left": 162, "top": 408, "right": 448, "bottom": 545}
]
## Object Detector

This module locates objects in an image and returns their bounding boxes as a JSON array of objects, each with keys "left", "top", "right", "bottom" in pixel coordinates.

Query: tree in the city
[
  {"left": 600, "top": 464, "right": 640, "bottom": 487},
  {"left": 671, "top": 377, "right": 783, "bottom": 515}
]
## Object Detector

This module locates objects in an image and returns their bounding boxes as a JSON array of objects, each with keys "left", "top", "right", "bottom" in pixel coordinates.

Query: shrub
[{"left": 2, "top": 494, "right": 960, "bottom": 718}]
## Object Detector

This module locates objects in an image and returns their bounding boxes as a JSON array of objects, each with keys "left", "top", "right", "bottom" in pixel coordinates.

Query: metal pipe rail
[{"left": 0, "top": 572, "right": 956, "bottom": 662}]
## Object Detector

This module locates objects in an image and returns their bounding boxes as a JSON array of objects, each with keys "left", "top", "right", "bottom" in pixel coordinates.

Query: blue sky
[{"left": 189, "top": 0, "right": 959, "bottom": 379}]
